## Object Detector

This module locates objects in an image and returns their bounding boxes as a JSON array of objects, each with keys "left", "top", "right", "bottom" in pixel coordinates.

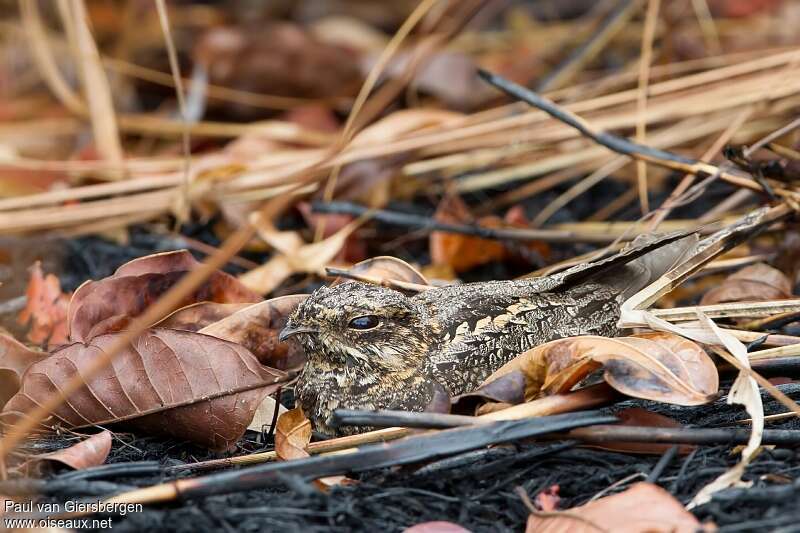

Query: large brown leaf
[
  {"left": 484, "top": 332, "right": 718, "bottom": 406},
  {"left": 526, "top": 482, "right": 706, "bottom": 533},
  {"left": 3, "top": 329, "right": 287, "bottom": 450},
  {"left": 157, "top": 302, "right": 254, "bottom": 332},
  {"left": 68, "top": 250, "right": 262, "bottom": 342},
  {"left": 700, "top": 262, "right": 793, "bottom": 305},
  {"left": 199, "top": 295, "right": 308, "bottom": 370}
]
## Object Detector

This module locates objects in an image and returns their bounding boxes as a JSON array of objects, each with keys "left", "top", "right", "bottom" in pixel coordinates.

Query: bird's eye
[{"left": 348, "top": 315, "right": 380, "bottom": 330}]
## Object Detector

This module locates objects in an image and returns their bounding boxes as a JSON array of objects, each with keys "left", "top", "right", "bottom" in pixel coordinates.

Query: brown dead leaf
[
  {"left": 700, "top": 263, "right": 793, "bottom": 305},
  {"left": 298, "top": 202, "right": 367, "bottom": 264},
  {"left": 574, "top": 407, "right": 693, "bottom": 455},
  {"left": 333, "top": 256, "right": 430, "bottom": 287},
  {"left": 430, "top": 195, "right": 507, "bottom": 273},
  {"left": 157, "top": 302, "right": 253, "bottom": 332},
  {"left": 17, "top": 262, "right": 70, "bottom": 348},
  {"left": 275, "top": 408, "right": 348, "bottom": 488},
  {"left": 484, "top": 332, "right": 718, "bottom": 406},
  {"left": 3, "top": 329, "right": 287, "bottom": 450},
  {"left": 199, "top": 295, "right": 308, "bottom": 370},
  {"left": 36, "top": 430, "right": 112, "bottom": 471},
  {"left": 0, "top": 334, "right": 48, "bottom": 408},
  {"left": 240, "top": 216, "right": 362, "bottom": 295},
  {"left": 68, "top": 250, "right": 262, "bottom": 342},
  {"left": 526, "top": 482, "right": 706, "bottom": 533}
]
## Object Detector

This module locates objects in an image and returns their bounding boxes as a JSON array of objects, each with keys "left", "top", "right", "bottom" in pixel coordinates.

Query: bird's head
[{"left": 280, "top": 282, "right": 432, "bottom": 377}]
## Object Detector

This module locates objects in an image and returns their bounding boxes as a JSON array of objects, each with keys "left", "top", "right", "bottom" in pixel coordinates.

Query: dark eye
[{"left": 348, "top": 315, "right": 380, "bottom": 330}]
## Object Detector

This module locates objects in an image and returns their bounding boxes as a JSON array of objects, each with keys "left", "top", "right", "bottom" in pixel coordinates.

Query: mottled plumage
[{"left": 281, "top": 233, "right": 698, "bottom": 436}]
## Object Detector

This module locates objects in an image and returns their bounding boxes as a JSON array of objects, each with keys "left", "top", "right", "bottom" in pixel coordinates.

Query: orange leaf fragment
[{"left": 17, "top": 262, "right": 70, "bottom": 348}]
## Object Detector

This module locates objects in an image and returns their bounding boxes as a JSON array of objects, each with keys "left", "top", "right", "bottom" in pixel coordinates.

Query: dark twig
[
  {"left": 312, "top": 201, "right": 619, "bottom": 243},
  {"left": 645, "top": 445, "right": 678, "bottom": 483},
  {"left": 477, "top": 69, "right": 789, "bottom": 198},
  {"left": 330, "top": 409, "right": 489, "bottom": 430}
]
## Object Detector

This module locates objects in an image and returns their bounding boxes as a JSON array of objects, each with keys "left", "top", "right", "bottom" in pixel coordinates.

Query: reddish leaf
[
  {"left": 0, "top": 334, "right": 48, "bottom": 408},
  {"left": 68, "top": 250, "right": 262, "bottom": 342},
  {"left": 3, "top": 329, "right": 287, "bottom": 450},
  {"left": 199, "top": 295, "right": 308, "bottom": 370},
  {"left": 526, "top": 482, "right": 706, "bottom": 533},
  {"left": 17, "top": 262, "right": 70, "bottom": 348},
  {"left": 700, "top": 263, "right": 793, "bottom": 305},
  {"left": 36, "top": 430, "right": 112, "bottom": 470}
]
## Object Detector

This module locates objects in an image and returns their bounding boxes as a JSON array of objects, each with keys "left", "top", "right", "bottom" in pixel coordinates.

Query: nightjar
[{"left": 280, "top": 232, "right": 697, "bottom": 436}]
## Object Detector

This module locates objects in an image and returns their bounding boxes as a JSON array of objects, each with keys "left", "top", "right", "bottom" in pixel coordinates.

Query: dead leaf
[
  {"left": 298, "top": 202, "right": 367, "bottom": 264},
  {"left": 199, "top": 295, "right": 308, "bottom": 370},
  {"left": 700, "top": 263, "right": 793, "bottom": 305},
  {"left": 3, "top": 329, "right": 288, "bottom": 450},
  {"left": 484, "top": 332, "right": 718, "bottom": 406},
  {"left": 0, "top": 334, "right": 48, "bottom": 408},
  {"left": 247, "top": 395, "right": 286, "bottom": 433},
  {"left": 526, "top": 482, "right": 705, "bottom": 533},
  {"left": 35, "top": 430, "right": 112, "bottom": 471},
  {"left": 332, "top": 256, "right": 430, "bottom": 287},
  {"left": 275, "top": 408, "right": 348, "bottom": 488},
  {"left": 156, "top": 302, "right": 254, "bottom": 332},
  {"left": 68, "top": 250, "right": 262, "bottom": 342},
  {"left": 240, "top": 216, "right": 362, "bottom": 294},
  {"left": 17, "top": 262, "right": 70, "bottom": 348},
  {"left": 573, "top": 408, "right": 693, "bottom": 455},
  {"left": 430, "top": 195, "right": 507, "bottom": 273}
]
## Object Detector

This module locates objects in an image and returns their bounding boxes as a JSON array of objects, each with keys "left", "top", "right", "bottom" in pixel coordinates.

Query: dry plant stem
[
  {"left": 66, "top": 0, "right": 123, "bottom": 171},
  {"left": 477, "top": 69, "right": 797, "bottom": 200},
  {"left": 537, "top": 0, "right": 644, "bottom": 93},
  {"left": 650, "top": 300, "right": 800, "bottom": 321},
  {"left": 647, "top": 107, "right": 753, "bottom": 231},
  {"left": 154, "top": 0, "right": 191, "bottom": 221},
  {"left": 318, "top": 0, "right": 440, "bottom": 240},
  {"left": 0, "top": 223, "right": 256, "bottom": 464},
  {"left": 691, "top": 0, "right": 721, "bottom": 55},
  {"left": 749, "top": 344, "right": 800, "bottom": 361},
  {"left": 710, "top": 347, "right": 800, "bottom": 416},
  {"left": 635, "top": 0, "right": 660, "bottom": 215}
]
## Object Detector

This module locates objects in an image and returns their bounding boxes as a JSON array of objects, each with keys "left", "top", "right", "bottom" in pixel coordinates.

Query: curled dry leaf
[
  {"left": 332, "top": 256, "right": 430, "bottom": 287},
  {"left": 526, "top": 482, "right": 705, "bottom": 533},
  {"left": 199, "top": 295, "right": 308, "bottom": 370},
  {"left": 68, "top": 250, "right": 262, "bottom": 342},
  {"left": 3, "top": 329, "right": 287, "bottom": 450},
  {"left": 275, "top": 408, "right": 348, "bottom": 488},
  {"left": 156, "top": 302, "right": 254, "bottom": 332},
  {"left": 484, "top": 332, "right": 718, "bottom": 407},
  {"left": 700, "top": 262, "right": 793, "bottom": 305},
  {"left": 35, "top": 430, "right": 112, "bottom": 471},
  {"left": 0, "top": 334, "right": 48, "bottom": 408},
  {"left": 17, "top": 262, "right": 69, "bottom": 348},
  {"left": 240, "top": 217, "right": 362, "bottom": 295}
]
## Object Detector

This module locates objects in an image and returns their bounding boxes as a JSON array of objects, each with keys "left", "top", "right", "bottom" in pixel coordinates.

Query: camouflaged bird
[{"left": 280, "top": 232, "right": 698, "bottom": 436}]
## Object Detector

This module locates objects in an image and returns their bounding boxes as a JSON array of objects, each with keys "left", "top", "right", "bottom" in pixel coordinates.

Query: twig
[{"left": 650, "top": 299, "right": 800, "bottom": 321}]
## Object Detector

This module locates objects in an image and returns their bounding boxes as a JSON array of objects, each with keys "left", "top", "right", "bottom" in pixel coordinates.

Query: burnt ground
[
  {"left": 13, "top": 384, "right": 800, "bottom": 533},
  {"left": 4, "top": 178, "right": 798, "bottom": 532}
]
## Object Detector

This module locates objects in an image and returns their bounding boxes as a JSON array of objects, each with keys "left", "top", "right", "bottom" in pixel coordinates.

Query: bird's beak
[{"left": 279, "top": 324, "right": 319, "bottom": 342}]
